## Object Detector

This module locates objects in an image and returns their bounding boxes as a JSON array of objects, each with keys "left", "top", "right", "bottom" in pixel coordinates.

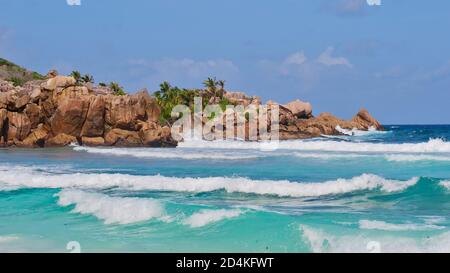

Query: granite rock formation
[{"left": 0, "top": 76, "right": 175, "bottom": 147}]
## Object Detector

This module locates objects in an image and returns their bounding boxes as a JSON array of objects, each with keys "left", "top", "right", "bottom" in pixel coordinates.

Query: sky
[{"left": 1, "top": 0, "right": 449, "bottom": 124}]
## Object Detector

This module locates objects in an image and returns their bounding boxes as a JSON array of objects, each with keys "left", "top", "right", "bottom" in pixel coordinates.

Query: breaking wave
[
  {"left": 334, "top": 125, "right": 384, "bottom": 137},
  {"left": 56, "top": 189, "right": 167, "bottom": 225},
  {"left": 294, "top": 153, "right": 366, "bottom": 160},
  {"left": 385, "top": 154, "right": 450, "bottom": 162},
  {"left": 439, "top": 181, "right": 450, "bottom": 190},
  {"left": 179, "top": 138, "right": 450, "bottom": 153},
  {"left": 73, "top": 146, "right": 260, "bottom": 160},
  {"left": 182, "top": 209, "right": 244, "bottom": 228},
  {"left": 359, "top": 220, "right": 444, "bottom": 231},
  {"left": 0, "top": 166, "right": 418, "bottom": 198},
  {"left": 300, "top": 225, "right": 450, "bottom": 253}
]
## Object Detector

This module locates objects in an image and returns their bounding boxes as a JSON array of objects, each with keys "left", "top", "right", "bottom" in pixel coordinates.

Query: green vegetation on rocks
[
  {"left": 0, "top": 57, "right": 45, "bottom": 85},
  {"left": 153, "top": 79, "right": 231, "bottom": 124}
]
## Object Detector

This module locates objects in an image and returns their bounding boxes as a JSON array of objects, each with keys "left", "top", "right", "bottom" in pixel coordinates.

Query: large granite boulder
[
  {"left": 285, "top": 99, "right": 313, "bottom": 119},
  {"left": 105, "top": 92, "right": 148, "bottom": 130},
  {"left": 7, "top": 112, "right": 32, "bottom": 141},
  {"left": 139, "top": 122, "right": 175, "bottom": 147},
  {"left": 0, "top": 80, "right": 15, "bottom": 93},
  {"left": 50, "top": 94, "right": 90, "bottom": 137},
  {"left": 44, "top": 76, "right": 76, "bottom": 91},
  {"left": 47, "top": 133, "right": 77, "bottom": 146},
  {"left": 224, "top": 91, "right": 261, "bottom": 107},
  {"left": 81, "top": 136, "right": 105, "bottom": 146},
  {"left": 351, "top": 108, "right": 384, "bottom": 130},
  {"left": 24, "top": 103, "right": 42, "bottom": 129},
  {"left": 21, "top": 124, "right": 49, "bottom": 147},
  {"left": 0, "top": 109, "right": 7, "bottom": 144},
  {"left": 81, "top": 96, "right": 105, "bottom": 137},
  {"left": 105, "top": 128, "right": 142, "bottom": 146}
]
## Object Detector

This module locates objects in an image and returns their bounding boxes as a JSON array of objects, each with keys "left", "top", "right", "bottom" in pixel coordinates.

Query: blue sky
[{"left": 1, "top": 0, "right": 449, "bottom": 124}]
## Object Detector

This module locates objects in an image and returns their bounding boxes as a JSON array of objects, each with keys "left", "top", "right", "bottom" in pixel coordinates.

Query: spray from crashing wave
[
  {"left": 73, "top": 146, "right": 261, "bottom": 160},
  {"left": 56, "top": 189, "right": 167, "bottom": 225},
  {"left": 0, "top": 166, "right": 418, "bottom": 198},
  {"left": 300, "top": 225, "right": 450, "bottom": 253},
  {"left": 182, "top": 209, "right": 244, "bottom": 228},
  {"left": 179, "top": 138, "right": 450, "bottom": 153}
]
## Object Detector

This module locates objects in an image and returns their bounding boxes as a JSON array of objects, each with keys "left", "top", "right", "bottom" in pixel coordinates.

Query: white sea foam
[
  {"left": 293, "top": 152, "right": 450, "bottom": 162},
  {"left": 0, "top": 183, "right": 20, "bottom": 192},
  {"left": 0, "top": 236, "right": 19, "bottom": 243},
  {"left": 56, "top": 189, "right": 166, "bottom": 225},
  {"left": 335, "top": 125, "right": 381, "bottom": 137},
  {"left": 385, "top": 154, "right": 450, "bottom": 162},
  {"left": 300, "top": 225, "right": 450, "bottom": 253},
  {"left": 439, "top": 181, "right": 450, "bottom": 190},
  {"left": 179, "top": 138, "right": 450, "bottom": 153},
  {"left": 421, "top": 216, "right": 447, "bottom": 225},
  {"left": 359, "top": 220, "right": 444, "bottom": 231},
  {"left": 73, "top": 146, "right": 260, "bottom": 160},
  {"left": 0, "top": 166, "right": 418, "bottom": 197},
  {"left": 294, "top": 153, "right": 366, "bottom": 160},
  {"left": 183, "top": 209, "right": 244, "bottom": 228}
]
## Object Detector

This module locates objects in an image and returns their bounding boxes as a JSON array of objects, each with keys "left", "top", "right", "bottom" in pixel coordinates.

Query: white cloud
[
  {"left": 322, "top": 0, "right": 366, "bottom": 16},
  {"left": 366, "top": 0, "right": 381, "bottom": 6},
  {"left": 317, "top": 47, "right": 353, "bottom": 68},
  {"left": 283, "top": 52, "right": 307, "bottom": 66},
  {"left": 258, "top": 47, "right": 353, "bottom": 89},
  {"left": 66, "top": 0, "right": 81, "bottom": 6}
]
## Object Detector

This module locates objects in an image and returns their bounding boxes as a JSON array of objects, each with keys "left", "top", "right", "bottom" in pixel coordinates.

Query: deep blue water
[{"left": 1, "top": 125, "right": 450, "bottom": 253}]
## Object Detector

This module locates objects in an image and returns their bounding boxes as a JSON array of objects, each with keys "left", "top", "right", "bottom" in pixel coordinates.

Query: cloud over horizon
[
  {"left": 265, "top": 47, "right": 353, "bottom": 80},
  {"left": 127, "top": 58, "right": 239, "bottom": 89},
  {"left": 317, "top": 47, "right": 353, "bottom": 68}
]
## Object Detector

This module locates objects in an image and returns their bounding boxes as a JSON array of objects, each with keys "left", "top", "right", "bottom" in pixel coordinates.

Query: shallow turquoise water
[{"left": 1, "top": 125, "right": 450, "bottom": 252}]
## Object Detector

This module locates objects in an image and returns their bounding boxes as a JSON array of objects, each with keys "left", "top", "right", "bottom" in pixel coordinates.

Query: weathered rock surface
[
  {"left": 351, "top": 108, "right": 384, "bottom": 131},
  {"left": 0, "top": 75, "right": 176, "bottom": 148},
  {"left": 224, "top": 91, "right": 261, "bottom": 106},
  {"left": 7, "top": 112, "right": 31, "bottom": 141},
  {"left": 0, "top": 66, "right": 383, "bottom": 147},
  {"left": 81, "top": 96, "right": 105, "bottom": 137},
  {"left": 104, "top": 128, "right": 142, "bottom": 146},
  {"left": 285, "top": 99, "right": 313, "bottom": 119},
  {"left": 44, "top": 76, "right": 76, "bottom": 91},
  {"left": 47, "top": 133, "right": 77, "bottom": 147},
  {"left": 81, "top": 136, "right": 105, "bottom": 146}
]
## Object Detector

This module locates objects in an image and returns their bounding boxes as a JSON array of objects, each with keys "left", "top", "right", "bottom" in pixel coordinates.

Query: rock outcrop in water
[
  {"left": 263, "top": 100, "right": 383, "bottom": 140},
  {"left": 0, "top": 75, "right": 175, "bottom": 148},
  {"left": 0, "top": 58, "right": 383, "bottom": 147}
]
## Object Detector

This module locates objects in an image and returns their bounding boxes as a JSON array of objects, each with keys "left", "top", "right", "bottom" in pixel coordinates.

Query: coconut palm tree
[
  {"left": 81, "top": 74, "right": 94, "bottom": 84},
  {"left": 69, "top": 71, "right": 82, "bottom": 85},
  {"left": 159, "top": 81, "right": 172, "bottom": 99},
  {"left": 217, "top": 79, "right": 225, "bottom": 98},
  {"left": 203, "top": 77, "right": 218, "bottom": 97},
  {"left": 109, "top": 82, "right": 126, "bottom": 96}
]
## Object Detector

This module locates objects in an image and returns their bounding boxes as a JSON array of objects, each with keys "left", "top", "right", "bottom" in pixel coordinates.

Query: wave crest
[
  {"left": 73, "top": 146, "right": 260, "bottom": 160},
  {"left": 0, "top": 166, "right": 418, "bottom": 198},
  {"left": 180, "top": 138, "right": 450, "bottom": 153},
  {"left": 182, "top": 209, "right": 244, "bottom": 228},
  {"left": 300, "top": 225, "right": 450, "bottom": 253},
  {"left": 56, "top": 189, "right": 166, "bottom": 225},
  {"left": 359, "top": 220, "right": 444, "bottom": 231}
]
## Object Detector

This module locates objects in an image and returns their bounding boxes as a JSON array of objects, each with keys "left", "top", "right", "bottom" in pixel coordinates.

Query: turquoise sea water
[{"left": 1, "top": 125, "right": 450, "bottom": 253}]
